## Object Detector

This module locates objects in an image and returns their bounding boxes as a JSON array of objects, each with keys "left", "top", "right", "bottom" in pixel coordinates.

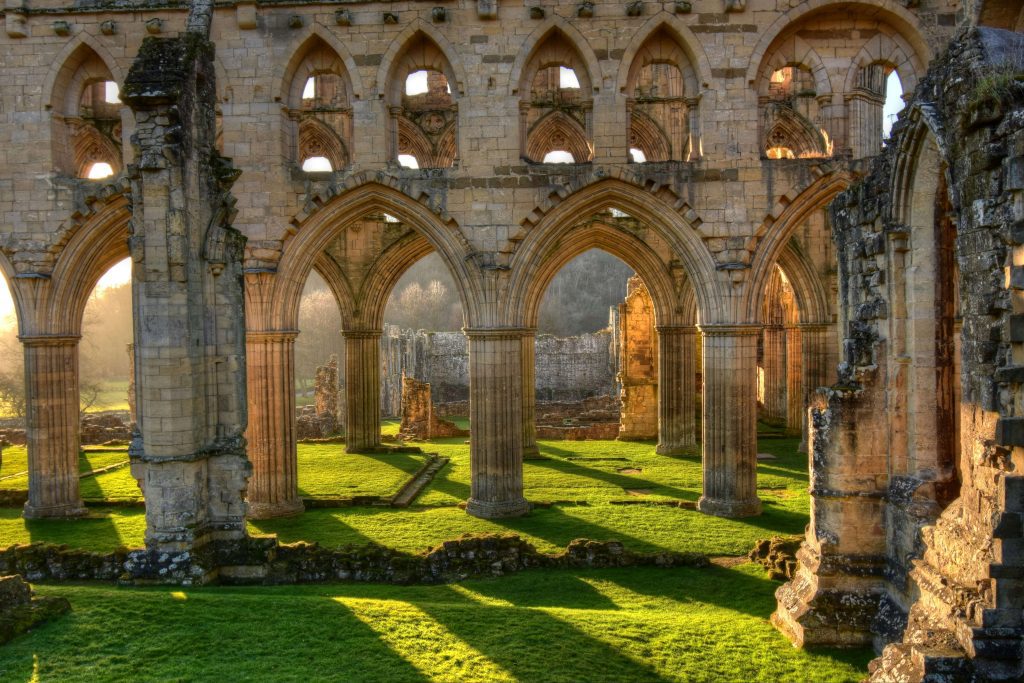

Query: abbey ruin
[{"left": 0, "top": 0, "right": 1023, "bottom": 678}]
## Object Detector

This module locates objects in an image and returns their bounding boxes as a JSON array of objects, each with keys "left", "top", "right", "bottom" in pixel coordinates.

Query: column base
[
  {"left": 697, "top": 495, "right": 762, "bottom": 518},
  {"left": 466, "top": 497, "right": 531, "bottom": 519},
  {"left": 523, "top": 444, "right": 543, "bottom": 460},
  {"left": 656, "top": 441, "right": 695, "bottom": 456},
  {"left": 772, "top": 545, "right": 885, "bottom": 648},
  {"left": 246, "top": 497, "right": 305, "bottom": 520},
  {"left": 23, "top": 501, "right": 88, "bottom": 519}
]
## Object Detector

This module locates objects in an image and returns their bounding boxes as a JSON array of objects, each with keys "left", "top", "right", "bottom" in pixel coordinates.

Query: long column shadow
[
  {"left": 527, "top": 454, "right": 699, "bottom": 501},
  {"left": 409, "top": 582, "right": 672, "bottom": 683}
]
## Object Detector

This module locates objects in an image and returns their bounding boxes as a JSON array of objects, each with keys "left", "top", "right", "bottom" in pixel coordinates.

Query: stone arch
[
  {"left": 507, "top": 178, "right": 721, "bottom": 325},
  {"left": 525, "top": 110, "right": 591, "bottom": 163},
  {"left": 745, "top": 172, "right": 850, "bottom": 322},
  {"left": 47, "top": 196, "right": 131, "bottom": 337},
  {"left": 43, "top": 36, "right": 125, "bottom": 113},
  {"left": 0, "top": 249, "right": 27, "bottom": 337},
  {"left": 509, "top": 18, "right": 601, "bottom": 96},
  {"left": 777, "top": 241, "right": 830, "bottom": 325},
  {"left": 376, "top": 21, "right": 467, "bottom": 99},
  {"left": 756, "top": 37, "right": 831, "bottom": 99},
  {"left": 517, "top": 221, "right": 680, "bottom": 330},
  {"left": 378, "top": 27, "right": 462, "bottom": 168},
  {"left": 745, "top": 0, "right": 931, "bottom": 87},
  {"left": 356, "top": 232, "right": 438, "bottom": 330},
  {"left": 265, "top": 182, "right": 479, "bottom": 332},
  {"left": 842, "top": 32, "right": 922, "bottom": 98},
  {"left": 629, "top": 111, "right": 672, "bottom": 162},
  {"left": 277, "top": 25, "right": 364, "bottom": 102},
  {"left": 298, "top": 118, "right": 348, "bottom": 171},
  {"left": 762, "top": 104, "right": 830, "bottom": 158},
  {"left": 889, "top": 113, "right": 961, "bottom": 500},
  {"left": 621, "top": 20, "right": 701, "bottom": 162},
  {"left": 46, "top": 40, "right": 126, "bottom": 178},
  {"left": 616, "top": 14, "right": 711, "bottom": 93}
]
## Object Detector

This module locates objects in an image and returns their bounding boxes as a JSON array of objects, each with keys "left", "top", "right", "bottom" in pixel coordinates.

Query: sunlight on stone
[{"left": 335, "top": 597, "right": 514, "bottom": 681}]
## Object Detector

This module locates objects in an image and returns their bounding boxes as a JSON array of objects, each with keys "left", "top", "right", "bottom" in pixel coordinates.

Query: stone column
[
  {"left": 697, "top": 324, "right": 762, "bottom": 518},
  {"left": 762, "top": 324, "right": 787, "bottom": 423},
  {"left": 21, "top": 336, "right": 87, "bottom": 519},
  {"left": 521, "top": 331, "right": 540, "bottom": 459},
  {"left": 656, "top": 325, "right": 696, "bottom": 454},
  {"left": 344, "top": 329, "right": 381, "bottom": 453},
  {"left": 785, "top": 324, "right": 803, "bottom": 437},
  {"left": 465, "top": 328, "right": 529, "bottom": 519},
  {"left": 799, "top": 323, "right": 831, "bottom": 452},
  {"left": 245, "top": 331, "right": 303, "bottom": 519}
]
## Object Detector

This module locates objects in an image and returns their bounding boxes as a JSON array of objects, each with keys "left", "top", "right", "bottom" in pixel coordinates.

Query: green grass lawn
[
  {"left": 0, "top": 428, "right": 868, "bottom": 682},
  {"left": 0, "top": 565, "right": 869, "bottom": 683},
  {"left": 84, "top": 380, "right": 130, "bottom": 413},
  {"left": 1, "top": 428, "right": 809, "bottom": 559}
]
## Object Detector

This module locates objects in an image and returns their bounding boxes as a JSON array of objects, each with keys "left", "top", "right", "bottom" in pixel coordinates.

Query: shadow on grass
[
  {"left": 495, "top": 505, "right": 675, "bottom": 555},
  {"left": 412, "top": 583, "right": 671, "bottom": 682},
  {"left": 22, "top": 509, "right": 126, "bottom": 550},
  {"left": 419, "top": 460, "right": 470, "bottom": 501},
  {"left": 527, "top": 454, "right": 699, "bottom": 502},
  {"left": 250, "top": 509, "right": 378, "bottom": 548}
]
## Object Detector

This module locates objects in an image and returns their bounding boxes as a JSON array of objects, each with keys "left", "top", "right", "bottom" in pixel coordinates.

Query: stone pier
[
  {"left": 245, "top": 331, "right": 303, "bottom": 519},
  {"left": 21, "top": 336, "right": 86, "bottom": 519},
  {"left": 656, "top": 325, "right": 696, "bottom": 454},
  {"left": 697, "top": 325, "right": 762, "bottom": 518},
  {"left": 344, "top": 329, "right": 382, "bottom": 453},
  {"left": 465, "top": 329, "right": 529, "bottom": 519}
]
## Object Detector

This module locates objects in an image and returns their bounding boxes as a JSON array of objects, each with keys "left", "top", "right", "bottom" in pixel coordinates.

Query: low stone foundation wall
[
  {"left": 535, "top": 423, "right": 620, "bottom": 440},
  {"left": 0, "top": 534, "right": 708, "bottom": 586}
]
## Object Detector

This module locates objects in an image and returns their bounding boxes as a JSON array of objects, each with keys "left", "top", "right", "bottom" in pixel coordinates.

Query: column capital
[
  {"left": 798, "top": 322, "right": 831, "bottom": 332},
  {"left": 18, "top": 334, "right": 81, "bottom": 347},
  {"left": 697, "top": 323, "right": 761, "bottom": 337},
  {"left": 463, "top": 327, "right": 533, "bottom": 340},
  {"left": 342, "top": 328, "right": 382, "bottom": 340},
  {"left": 246, "top": 329, "right": 299, "bottom": 342}
]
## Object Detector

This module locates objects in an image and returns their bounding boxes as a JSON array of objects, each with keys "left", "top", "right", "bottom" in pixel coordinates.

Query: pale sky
[{"left": 0, "top": 257, "right": 131, "bottom": 329}]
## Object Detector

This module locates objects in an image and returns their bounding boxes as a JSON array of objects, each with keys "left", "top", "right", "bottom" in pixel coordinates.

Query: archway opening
[
  {"left": 0, "top": 270, "right": 24, "bottom": 483},
  {"left": 77, "top": 257, "right": 136, "bottom": 501},
  {"left": 883, "top": 69, "right": 904, "bottom": 139},
  {"left": 532, "top": 248, "right": 634, "bottom": 441},
  {"left": 381, "top": 252, "right": 467, "bottom": 440}
]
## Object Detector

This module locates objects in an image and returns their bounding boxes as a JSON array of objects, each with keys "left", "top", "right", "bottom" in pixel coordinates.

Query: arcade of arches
[{"left": 1, "top": 0, "right": 1023, "bottom": 678}]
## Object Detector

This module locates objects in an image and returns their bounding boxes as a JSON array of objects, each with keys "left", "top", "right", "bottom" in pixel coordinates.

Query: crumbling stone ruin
[
  {"left": 0, "top": 0, "right": 1022, "bottom": 674},
  {"left": 398, "top": 373, "right": 467, "bottom": 440},
  {"left": 0, "top": 574, "right": 69, "bottom": 645},
  {"left": 618, "top": 276, "right": 660, "bottom": 440},
  {"left": 294, "top": 354, "right": 342, "bottom": 439}
]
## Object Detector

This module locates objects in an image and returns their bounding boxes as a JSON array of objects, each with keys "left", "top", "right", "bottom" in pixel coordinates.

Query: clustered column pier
[
  {"left": 697, "top": 324, "right": 762, "bottom": 518},
  {"left": 21, "top": 335, "right": 87, "bottom": 519},
  {"left": 656, "top": 325, "right": 697, "bottom": 454},
  {"left": 344, "top": 329, "right": 382, "bottom": 453},
  {"left": 245, "top": 330, "right": 304, "bottom": 519},
  {"left": 465, "top": 328, "right": 530, "bottom": 519}
]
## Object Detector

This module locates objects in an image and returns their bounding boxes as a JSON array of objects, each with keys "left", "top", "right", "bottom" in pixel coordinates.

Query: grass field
[
  {"left": 0, "top": 425, "right": 868, "bottom": 682},
  {"left": 0, "top": 565, "right": 870, "bottom": 682}
]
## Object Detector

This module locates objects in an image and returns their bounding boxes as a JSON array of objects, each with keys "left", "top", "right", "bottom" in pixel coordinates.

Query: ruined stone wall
[
  {"left": 618, "top": 277, "right": 658, "bottom": 439},
  {"left": 774, "top": 26, "right": 1024, "bottom": 681},
  {"left": 381, "top": 326, "right": 616, "bottom": 415}
]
